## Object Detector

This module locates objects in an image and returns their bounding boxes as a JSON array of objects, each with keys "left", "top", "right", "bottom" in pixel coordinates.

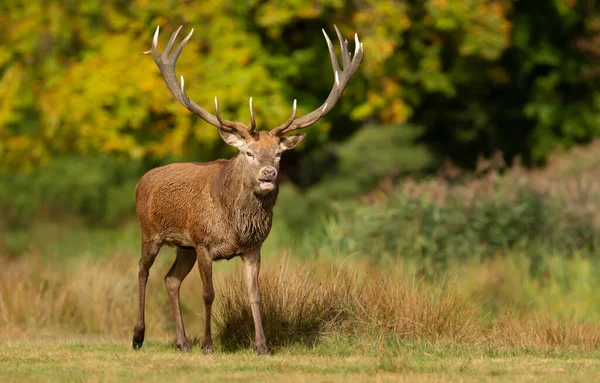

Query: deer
[{"left": 132, "top": 24, "right": 363, "bottom": 355}]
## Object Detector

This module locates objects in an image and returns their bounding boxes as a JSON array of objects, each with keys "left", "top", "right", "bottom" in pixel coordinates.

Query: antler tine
[
  {"left": 270, "top": 26, "right": 363, "bottom": 137},
  {"left": 162, "top": 25, "right": 183, "bottom": 60},
  {"left": 249, "top": 97, "right": 256, "bottom": 133},
  {"left": 169, "top": 28, "right": 194, "bottom": 65},
  {"left": 270, "top": 100, "right": 297, "bottom": 134},
  {"left": 146, "top": 25, "right": 252, "bottom": 138},
  {"left": 322, "top": 28, "right": 341, "bottom": 75},
  {"left": 334, "top": 25, "right": 351, "bottom": 70},
  {"left": 213, "top": 97, "right": 252, "bottom": 137},
  {"left": 214, "top": 97, "right": 225, "bottom": 126}
]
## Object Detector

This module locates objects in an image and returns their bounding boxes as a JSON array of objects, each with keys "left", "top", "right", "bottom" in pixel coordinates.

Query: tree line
[{"left": 1, "top": 0, "right": 599, "bottom": 173}]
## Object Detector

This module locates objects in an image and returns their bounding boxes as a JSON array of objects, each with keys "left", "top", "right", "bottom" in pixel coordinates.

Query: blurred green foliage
[
  {"left": 273, "top": 183, "right": 598, "bottom": 276},
  {"left": 418, "top": 0, "right": 600, "bottom": 164},
  {"left": 3, "top": 0, "right": 600, "bottom": 264},
  {"left": 3, "top": 0, "right": 599, "bottom": 171},
  {"left": 0, "top": 156, "right": 145, "bottom": 228}
]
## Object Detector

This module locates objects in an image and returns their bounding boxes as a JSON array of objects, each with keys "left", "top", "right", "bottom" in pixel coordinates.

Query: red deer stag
[{"left": 132, "top": 24, "right": 363, "bottom": 355}]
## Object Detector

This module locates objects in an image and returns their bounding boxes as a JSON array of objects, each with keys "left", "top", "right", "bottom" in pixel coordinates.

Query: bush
[
  {"left": 337, "top": 187, "right": 595, "bottom": 264},
  {"left": 0, "top": 155, "right": 147, "bottom": 228},
  {"left": 215, "top": 260, "right": 483, "bottom": 350},
  {"left": 273, "top": 175, "right": 598, "bottom": 274},
  {"left": 0, "top": 155, "right": 149, "bottom": 256},
  {"left": 270, "top": 123, "right": 436, "bottom": 248}
]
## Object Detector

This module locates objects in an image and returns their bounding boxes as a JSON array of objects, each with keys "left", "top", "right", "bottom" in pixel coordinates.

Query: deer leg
[
  {"left": 241, "top": 249, "right": 268, "bottom": 355},
  {"left": 132, "top": 239, "right": 161, "bottom": 350},
  {"left": 196, "top": 247, "right": 215, "bottom": 354},
  {"left": 164, "top": 247, "right": 196, "bottom": 353}
]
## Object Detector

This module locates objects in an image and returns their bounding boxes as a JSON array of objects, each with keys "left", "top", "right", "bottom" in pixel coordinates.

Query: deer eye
[
  {"left": 275, "top": 151, "right": 282, "bottom": 159},
  {"left": 245, "top": 151, "right": 254, "bottom": 158}
]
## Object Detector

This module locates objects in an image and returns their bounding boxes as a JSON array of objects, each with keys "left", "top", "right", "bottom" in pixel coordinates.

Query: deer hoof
[
  {"left": 132, "top": 338, "right": 144, "bottom": 350},
  {"left": 132, "top": 334, "right": 145, "bottom": 350},
  {"left": 132, "top": 325, "right": 145, "bottom": 350},
  {"left": 176, "top": 342, "right": 191, "bottom": 353},
  {"left": 254, "top": 344, "right": 269, "bottom": 355},
  {"left": 202, "top": 344, "right": 214, "bottom": 354}
]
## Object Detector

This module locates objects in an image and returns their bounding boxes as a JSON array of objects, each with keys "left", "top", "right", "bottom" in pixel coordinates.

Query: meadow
[
  {"left": 2, "top": 249, "right": 600, "bottom": 382},
  {"left": 2, "top": 143, "right": 600, "bottom": 381},
  {"left": 3, "top": 2, "right": 600, "bottom": 380}
]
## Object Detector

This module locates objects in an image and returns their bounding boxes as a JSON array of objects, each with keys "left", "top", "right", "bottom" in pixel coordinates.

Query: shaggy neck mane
[{"left": 212, "top": 153, "right": 278, "bottom": 247}]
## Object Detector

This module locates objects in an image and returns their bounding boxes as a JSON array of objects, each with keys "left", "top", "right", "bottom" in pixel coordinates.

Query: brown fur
[
  {"left": 132, "top": 131, "right": 303, "bottom": 355},
  {"left": 136, "top": 157, "right": 277, "bottom": 259},
  {"left": 136, "top": 23, "right": 362, "bottom": 355}
]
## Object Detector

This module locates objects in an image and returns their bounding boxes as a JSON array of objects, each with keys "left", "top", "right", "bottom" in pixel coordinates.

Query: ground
[{"left": 1, "top": 337, "right": 599, "bottom": 382}]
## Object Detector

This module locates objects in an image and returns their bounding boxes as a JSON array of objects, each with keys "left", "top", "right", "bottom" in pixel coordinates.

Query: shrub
[
  {"left": 215, "top": 259, "right": 483, "bottom": 350},
  {"left": 273, "top": 175, "right": 598, "bottom": 273},
  {"left": 2, "top": 252, "right": 599, "bottom": 352},
  {"left": 0, "top": 155, "right": 147, "bottom": 228}
]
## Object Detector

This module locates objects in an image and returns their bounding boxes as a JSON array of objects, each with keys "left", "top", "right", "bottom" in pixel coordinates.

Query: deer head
[{"left": 144, "top": 25, "right": 363, "bottom": 196}]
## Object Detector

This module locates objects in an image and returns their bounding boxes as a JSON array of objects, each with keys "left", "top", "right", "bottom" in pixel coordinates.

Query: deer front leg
[
  {"left": 132, "top": 239, "right": 161, "bottom": 350},
  {"left": 241, "top": 249, "right": 268, "bottom": 355},
  {"left": 196, "top": 247, "right": 215, "bottom": 354}
]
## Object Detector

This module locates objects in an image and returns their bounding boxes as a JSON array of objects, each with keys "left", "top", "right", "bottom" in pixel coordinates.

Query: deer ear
[
  {"left": 279, "top": 133, "right": 306, "bottom": 151},
  {"left": 218, "top": 127, "right": 247, "bottom": 149}
]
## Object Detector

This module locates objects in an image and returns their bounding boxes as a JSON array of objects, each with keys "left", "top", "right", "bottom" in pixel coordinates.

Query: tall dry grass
[
  {"left": 492, "top": 314, "right": 600, "bottom": 351},
  {"left": 216, "top": 259, "right": 483, "bottom": 350},
  {"left": 2, "top": 252, "right": 599, "bottom": 352},
  {"left": 0, "top": 253, "right": 154, "bottom": 337}
]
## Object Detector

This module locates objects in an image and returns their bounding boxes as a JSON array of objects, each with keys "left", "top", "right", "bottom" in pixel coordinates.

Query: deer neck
[{"left": 213, "top": 154, "right": 278, "bottom": 245}]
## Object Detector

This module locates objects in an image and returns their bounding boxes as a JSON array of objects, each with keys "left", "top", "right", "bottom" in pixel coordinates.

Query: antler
[
  {"left": 145, "top": 26, "right": 255, "bottom": 138},
  {"left": 270, "top": 25, "right": 363, "bottom": 137}
]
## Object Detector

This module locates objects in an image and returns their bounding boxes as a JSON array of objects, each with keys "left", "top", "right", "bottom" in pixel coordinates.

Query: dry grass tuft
[
  {"left": 492, "top": 313, "right": 600, "bottom": 351},
  {"left": 357, "top": 276, "right": 484, "bottom": 343},
  {"left": 216, "top": 264, "right": 350, "bottom": 350},
  {"left": 216, "top": 258, "right": 484, "bottom": 349},
  {"left": 0, "top": 252, "right": 173, "bottom": 337},
  {"left": 1, "top": 253, "right": 599, "bottom": 352}
]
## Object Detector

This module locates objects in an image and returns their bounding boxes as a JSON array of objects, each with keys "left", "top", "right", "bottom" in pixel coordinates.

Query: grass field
[
  {"left": 2, "top": 337, "right": 600, "bottom": 382},
  {"left": 2, "top": 250, "right": 600, "bottom": 382},
  {"left": 4, "top": 143, "right": 600, "bottom": 382}
]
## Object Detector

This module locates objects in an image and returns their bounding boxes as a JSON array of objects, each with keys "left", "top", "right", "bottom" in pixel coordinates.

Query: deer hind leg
[
  {"left": 164, "top": 247, "right": 196, "bottom": 353},
  {"left": 241, "top": 249, "right": 268, "bottom": 355},
  {"left": 196, "top": 246, "right": 215, "bottom": 354},
  {"left": 132, "top": 238, "right": 161, "bottom": 350}
]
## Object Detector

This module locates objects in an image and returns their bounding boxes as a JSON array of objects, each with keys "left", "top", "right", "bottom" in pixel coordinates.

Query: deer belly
[
  {"left": 208, "top": 239, "right": 255, "bottom": 261},
  {"left": 154, "top": 229, "right": 192, "bottom": 248}
]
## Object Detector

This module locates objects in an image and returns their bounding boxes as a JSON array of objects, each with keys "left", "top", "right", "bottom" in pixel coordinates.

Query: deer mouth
[{"left": 258, "top": 178, "right": 276, "bottom": 191}]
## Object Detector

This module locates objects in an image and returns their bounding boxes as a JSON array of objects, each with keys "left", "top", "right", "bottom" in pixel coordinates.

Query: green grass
[
  {"left": 3, "top": 251, "right": 600, "bottom": 382},
  {"left": 4, "top": 140, "right": 600, "bottom": 381},
  {"left": 1, "top": 337, "right": 599, "bottom": 382}
]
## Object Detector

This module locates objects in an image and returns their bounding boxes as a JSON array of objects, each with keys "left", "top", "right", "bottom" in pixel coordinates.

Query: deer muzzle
[{"left": 258, "top": 166, "right": 277, "bottom": 191}]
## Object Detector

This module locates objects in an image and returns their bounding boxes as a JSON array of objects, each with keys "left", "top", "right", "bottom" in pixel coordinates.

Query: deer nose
[{"left": 260, "top": 167, "right": 277, "bottom": 180}]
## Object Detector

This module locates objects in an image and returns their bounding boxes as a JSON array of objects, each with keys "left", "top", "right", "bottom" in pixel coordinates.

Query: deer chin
[{"left": 257, "top": 178, "right": 276, "bottom": 193}]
